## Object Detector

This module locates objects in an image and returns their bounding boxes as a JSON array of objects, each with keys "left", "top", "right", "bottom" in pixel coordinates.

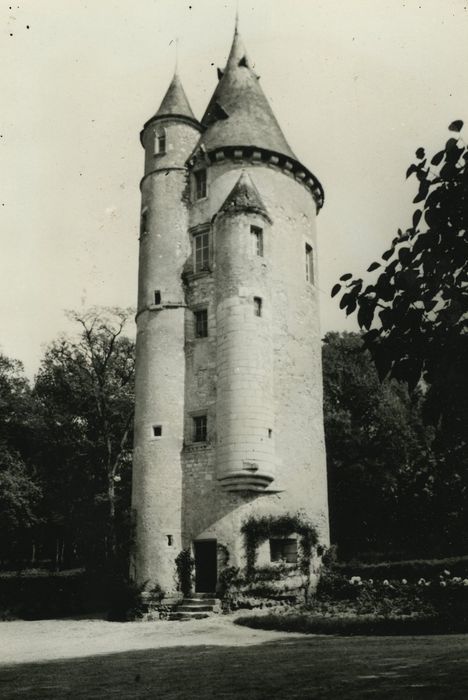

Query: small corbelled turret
[{"left": 217, "top": 170, "right": 272, "bottom": 222}]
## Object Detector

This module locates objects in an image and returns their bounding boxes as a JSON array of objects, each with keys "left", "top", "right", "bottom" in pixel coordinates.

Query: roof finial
[
  {"left": 235, "top": 0, "right": 239, "bottom": 34},
  {"left": 174, "top": 36, "right": 179, "bottom": 75}
]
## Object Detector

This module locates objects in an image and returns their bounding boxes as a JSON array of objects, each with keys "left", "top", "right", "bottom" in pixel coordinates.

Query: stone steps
[
  {"left": 167, "top": 593, "right": 220, "bottom": 621},
  {"left": 167, "top": 611, "right": 211, "bottom": 621}
]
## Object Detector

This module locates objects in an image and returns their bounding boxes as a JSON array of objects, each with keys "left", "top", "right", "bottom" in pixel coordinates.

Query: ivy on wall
[
  {"left": 175, "top": 548, "right": 194, "bottom": 596},
  {"left": 240, "top": 514, "right": 319, "bottom": 578}
]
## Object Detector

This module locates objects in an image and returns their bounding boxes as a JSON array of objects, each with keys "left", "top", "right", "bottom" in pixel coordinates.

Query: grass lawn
[{"left": 1, "top": 623, "right": 468, "bottom": 698}]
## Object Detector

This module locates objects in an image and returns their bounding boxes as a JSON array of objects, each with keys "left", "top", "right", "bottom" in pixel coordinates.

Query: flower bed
[{"left": 234, "top": 568, "right": 468, "bottom": 635}]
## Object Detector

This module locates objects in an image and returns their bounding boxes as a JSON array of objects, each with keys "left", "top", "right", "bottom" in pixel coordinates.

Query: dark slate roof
[
  {"left": 218, "top": 170, "right": 271, "bottom": 220},
  {"left": 198, "top": 29, "right": 296, "bottom": 159},
  {"left": 149, "top": 72, "right": 198, "bottom": 124}
]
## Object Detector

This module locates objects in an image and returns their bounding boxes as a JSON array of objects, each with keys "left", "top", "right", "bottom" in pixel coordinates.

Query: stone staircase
[{"left": 167, "top": 592, "right": 220, "bottom": 621}]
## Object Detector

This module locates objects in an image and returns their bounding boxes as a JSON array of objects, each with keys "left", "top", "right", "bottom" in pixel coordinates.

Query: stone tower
[{"left": 131, "top": 26, "right": 329, "bottom": 597}]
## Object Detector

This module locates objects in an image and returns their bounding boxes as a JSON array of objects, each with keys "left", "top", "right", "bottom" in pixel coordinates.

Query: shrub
[
  {"left": 175, "top": 549, "right": 194, "bottom": 596},
  {"left": 336, "top": 554, "right": 468, "bottom": 581},
  {"left": 234, "top": 612, "right": 468, "bottom": 636},
  {"left": 106, "top": 577, "right": 148, "bottom": 621}
]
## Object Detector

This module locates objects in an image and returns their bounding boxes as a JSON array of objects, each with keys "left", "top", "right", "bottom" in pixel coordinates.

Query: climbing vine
[
  {"left": 175, "top": 548, "right": 194, "bottom": 596},
  {"left": 241, "top": 514, "right": 319, "bottom": 578}
]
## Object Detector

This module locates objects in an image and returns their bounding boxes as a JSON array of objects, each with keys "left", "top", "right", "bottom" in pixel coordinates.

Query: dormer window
[
  {"left": 194, "top": 169, "right": 207, "bottom": 200},
  {"left": 155, "top": 129, "right": 166, "bottom": 155}
]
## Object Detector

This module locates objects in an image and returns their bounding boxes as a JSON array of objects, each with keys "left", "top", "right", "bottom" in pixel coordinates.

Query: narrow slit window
[
  {"left": 155, "top": 130, "right": 166, "bottom": 155},
  {"left": 140, "top": 210, "right": 148, "bottom": 237},
  {"left": 193, "top": 414, "right": 207, "bottom": 443},
  {"left": 305, "top": 243, "right": 314, "bottom": 283},
  {"left": 167, "top": 535, "right": 173, "bottom": 546},
  {"left": 153, "top": 425, "right": 162, "bottom": 437},
  {"left": 268, "top": 428, "right": 272, "bottom": 438},
  {"left": 154, "top": 290, "right": 161, "bottom": 305},
  {"left": 251, "top": 225, "right": 264, "bottom": 256},
  {"left": 193, "top": 230, "right": 210, "bottom": 272},
  {"left": 254, "top": 296, "right": 262, "bottom": 317},
  {"left": 194, "top": 309, "right": 208, "bottom": 338},
  {"left": 194, "top": 169, "right": 207, "bottom": 199}
]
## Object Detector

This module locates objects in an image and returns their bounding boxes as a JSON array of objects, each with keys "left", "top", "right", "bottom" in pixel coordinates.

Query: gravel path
[{"left": 0, "top": 614, "right": 303, "bottom": 665}]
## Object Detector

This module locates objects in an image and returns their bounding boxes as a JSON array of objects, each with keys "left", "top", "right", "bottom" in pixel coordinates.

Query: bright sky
[{"left": 1, "top": 0, "right": 467, "bottom": 377}]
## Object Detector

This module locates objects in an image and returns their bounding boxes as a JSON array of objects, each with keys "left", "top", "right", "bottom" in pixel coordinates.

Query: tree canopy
[
  {"left": 322, "top": 332, "right": 436, "bottom": 559},
  {"left": 333, "top": 120, "right": 467, "bottom": 397},
  {"left": 33, "top": 307, "right": 135, "bottom": 566}
]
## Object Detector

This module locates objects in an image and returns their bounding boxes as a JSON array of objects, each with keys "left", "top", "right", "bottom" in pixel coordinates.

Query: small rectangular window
[
  {"left": 195, "top": 170, "right": 207, "bottom": 199},
  {"left": 153, "top": 425, "right": 162, "bottom": 437},
  {"left": 251, "top": 225, "right": 264, "bottom": 256},
  {"left": 155, "top": 130, "right": 166, "bottom": 155},
  {"left": 154, "top": 290, "right": 161, "bottom": 305},
  {"left": 157, "top": 133, "right": 166, "bottom": 154},
  {"left": 194, "top": 309, "right": 208, "bottom": 338},
  {"left": 193, "top": 230, "right": 210, "bottom": 273},
  {"left": 270, "top": 538, "right": 298, "bottom": 564},
  {"left": 254, "top": 297, "right": 262, "bottom": 317},
  {"left": 305, "top": 243, "right": 314, "bottom": 283},
  {"left": 193, "top": 414, "right": 207, "bottom": 443}
]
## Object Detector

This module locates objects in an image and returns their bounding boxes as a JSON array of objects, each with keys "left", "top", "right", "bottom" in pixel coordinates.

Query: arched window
[{"left": 155, "top": 129, "right": 166, "bottom": 155}]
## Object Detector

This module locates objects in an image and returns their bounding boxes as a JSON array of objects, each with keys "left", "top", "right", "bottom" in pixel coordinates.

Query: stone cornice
[{"left": 187, "top": 145, "right": 325, "bottom": 212}]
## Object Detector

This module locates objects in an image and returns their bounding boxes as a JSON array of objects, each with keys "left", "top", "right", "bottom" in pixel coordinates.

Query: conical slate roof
[
  {"left": 218, "top": 171, "right": 271, "bottom": 220},
  {"left": 199, "top": 28, "right": 296, "bottom": 159},
  {"left": 150, "top": 72, "right": 198, "bottom": 123}
]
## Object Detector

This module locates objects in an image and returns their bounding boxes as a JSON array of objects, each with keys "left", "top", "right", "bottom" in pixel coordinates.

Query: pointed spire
[
  {"left": 151, "top": 71, "right": 198, "bottom": 123},
  {"left": 217, "top": 171, "right": 271, "bottom": 221},
  {"left": 198, "top": 25, "right": 296, "bottom": 159}
]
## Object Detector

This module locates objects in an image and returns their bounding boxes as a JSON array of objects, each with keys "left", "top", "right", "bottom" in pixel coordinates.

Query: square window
[
  {"left": 193, "top": 414, "right": 207, "bottom": 443},
  {"left": 253, "top": 296, "right": 262, "bottom": 317},
  {"left": 270, "top": 538, "right": 298, "bottom": 564},
  {"left": 193, "top": 230, "right": 210, "bottom": 273},
  {"left": 305, "top": 243, "right": 314, "bottom": 283},
  {"left": 152, "top": 425, "right": 162, "bottom": 437},
  {"left": 194, "top": 169, "right": 207, "bottom": 199},
  {"left": 251, "top": 225, "right": 264, "bottom": 256},
  {"left": 194, "top": 309, "right": 208, "bottom": 338}
]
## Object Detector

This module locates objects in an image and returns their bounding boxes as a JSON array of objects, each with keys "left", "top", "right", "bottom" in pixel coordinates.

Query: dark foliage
[
  {"left": 175, "top": 548, "right": 194, "bottom": 596},
  {"left": 332, "top": 123, "right": 468, "bottom": 556},
  {"left": 322, "top": 332, "right": 438, "bottom": 558},
  {"left": 335, "top": 121, "right": 468, "bottom": 394}
]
